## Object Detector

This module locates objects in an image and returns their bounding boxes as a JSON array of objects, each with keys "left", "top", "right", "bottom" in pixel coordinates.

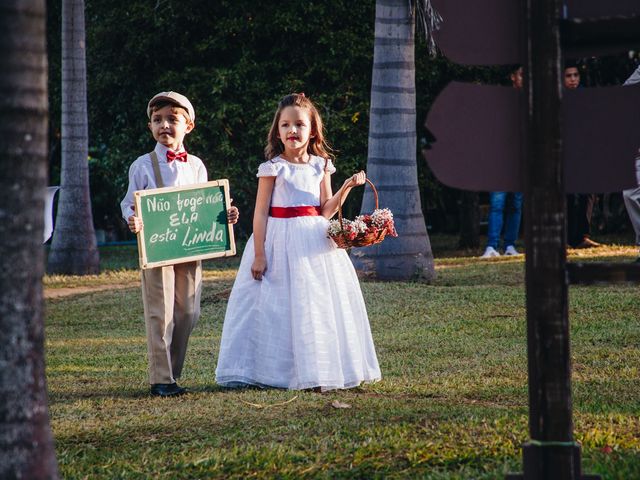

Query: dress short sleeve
[
  {"left": 257, "top": 161, "right": 281, "bottom": 177},
  {"left": 324, "top": 158, "right": 336, "bottom": 175}
]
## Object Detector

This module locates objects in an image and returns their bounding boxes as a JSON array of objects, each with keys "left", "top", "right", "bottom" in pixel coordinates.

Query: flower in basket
[
  {"left": 328, "top": 218, "right": 366, "bottom": 241},
  {"left": 358, "top": 208, "right": 398, "bottom": 238},
  {"left": 328, "top": 208, "right": 398, "bottom": 247}
]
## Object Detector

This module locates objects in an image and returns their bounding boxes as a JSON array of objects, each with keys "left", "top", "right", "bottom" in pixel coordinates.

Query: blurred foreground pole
[
  {"left": 510, "top": 0, "right": 596, "bottom": 478},
  {"left": 0, "top": 1, "right": 60, "bottom": 478}
]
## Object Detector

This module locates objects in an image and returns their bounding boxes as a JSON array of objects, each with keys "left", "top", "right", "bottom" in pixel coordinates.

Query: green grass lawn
[{"left": 44, "top": 238, "right": 640, "bottom": 479}]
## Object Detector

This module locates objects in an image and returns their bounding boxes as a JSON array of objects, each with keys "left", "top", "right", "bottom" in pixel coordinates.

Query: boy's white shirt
[{"left": 120, "top": 142, "right": 207, "bottom": 221}]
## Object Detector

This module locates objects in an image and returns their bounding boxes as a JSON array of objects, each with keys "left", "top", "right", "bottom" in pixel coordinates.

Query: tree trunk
[
  {"left": 47, "top": 0, "right": 100, "bottom": 275},
  {"left": 351, "top": 0, "right": 435, "bottom": 281},
  {"left": 0, "top": 1, "right": 60, "bottom": 478}
]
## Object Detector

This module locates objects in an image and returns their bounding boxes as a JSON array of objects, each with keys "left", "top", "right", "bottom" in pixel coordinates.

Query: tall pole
[
  {"left": 0, "top": 1, "right": 60, "bottom": 478},
  {"left": 518, "top": 0, "right": 584, "bottom": 477}
]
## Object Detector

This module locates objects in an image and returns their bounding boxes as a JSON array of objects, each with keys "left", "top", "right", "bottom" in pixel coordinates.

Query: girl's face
[{"left": 278, "top": 106, "right": 314, "bottom": 152}]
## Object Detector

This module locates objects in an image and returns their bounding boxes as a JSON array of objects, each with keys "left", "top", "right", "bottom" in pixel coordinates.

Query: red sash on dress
[{"left": 269, "top": 206, "right": 321, "bottom": 218}]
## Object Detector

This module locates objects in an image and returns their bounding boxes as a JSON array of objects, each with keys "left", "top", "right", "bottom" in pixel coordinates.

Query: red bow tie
[{"left": 166, "top": 150, "right": 188, "bottom": 162}]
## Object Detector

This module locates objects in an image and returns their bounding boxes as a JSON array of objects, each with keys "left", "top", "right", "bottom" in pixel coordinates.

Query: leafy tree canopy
[
  {"left": 48, "top": 0, "right": 378, "bottom": 238},
  {"left": 47, "top": 1, "right": 639, "bottom": 239}
]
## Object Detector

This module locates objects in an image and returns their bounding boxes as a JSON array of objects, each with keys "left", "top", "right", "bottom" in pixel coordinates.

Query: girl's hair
[{"left": 264, "top": 93, "right": 333, "bottom": 161}]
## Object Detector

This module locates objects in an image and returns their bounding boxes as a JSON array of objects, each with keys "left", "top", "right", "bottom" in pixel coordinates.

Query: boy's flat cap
[{"left": 147, "top": 91, "right": 195, "bottom": 122}]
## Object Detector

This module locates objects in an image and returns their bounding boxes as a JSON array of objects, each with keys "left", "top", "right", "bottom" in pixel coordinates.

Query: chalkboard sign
[{"left": 134, "top": 180, "right": 236, "bottom": 269}]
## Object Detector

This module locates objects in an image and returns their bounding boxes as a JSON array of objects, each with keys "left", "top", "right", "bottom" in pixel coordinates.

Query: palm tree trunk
[
  {"left": 48, "top": 0, "right": 100, "bottom": 275},
  {"left": 0, "top": 1, "right": 60, "bottom": 478},
  {"left": 351, "top": 0, "right": 435, "bottom": 281}
]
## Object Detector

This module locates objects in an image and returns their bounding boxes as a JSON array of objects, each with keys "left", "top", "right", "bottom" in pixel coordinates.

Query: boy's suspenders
[
  {"left": 149, "top": 151, "right": 165, "bottom": 188},
  {"left": 149, "top": 151, "right": 199, "bottom": 189}
]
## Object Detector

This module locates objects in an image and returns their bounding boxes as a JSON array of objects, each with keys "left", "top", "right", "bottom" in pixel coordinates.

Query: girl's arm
[
  {"left": 320, "top": 170, "right": 366, "bottom": 219},
  {"left": 251, "top": 176, "right": 275, "bottom": 280}
]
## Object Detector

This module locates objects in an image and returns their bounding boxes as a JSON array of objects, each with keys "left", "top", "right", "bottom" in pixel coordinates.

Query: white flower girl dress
[{"left": 215, "top": 155, "right": 381, "bottom": 390}]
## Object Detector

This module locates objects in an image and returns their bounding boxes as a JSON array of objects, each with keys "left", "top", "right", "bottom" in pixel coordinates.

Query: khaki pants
[{"left": 141, "top": 261, "right": 202, "bottom": 384}]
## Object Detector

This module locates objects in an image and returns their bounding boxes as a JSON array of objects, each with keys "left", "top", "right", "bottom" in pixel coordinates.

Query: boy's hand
[
  {"left": 227, "top": 202, "right": 239, "bottom": 224},
  {"left": 128, "top": 215, "right": 143, "bottom": 234}
]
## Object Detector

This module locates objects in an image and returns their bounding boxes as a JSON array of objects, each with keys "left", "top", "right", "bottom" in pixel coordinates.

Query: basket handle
[{"left": 338, "top": 178, "right": 379, "bottom": 227}]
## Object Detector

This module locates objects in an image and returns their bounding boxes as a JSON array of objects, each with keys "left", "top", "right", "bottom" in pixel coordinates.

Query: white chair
[{"left": 44, "top": 186, "right": 59, "bottom": 243}]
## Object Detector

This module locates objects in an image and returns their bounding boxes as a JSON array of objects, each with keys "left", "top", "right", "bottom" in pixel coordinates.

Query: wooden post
[
  {"left": 524, "top": 0, "right": 571, "bottom": 449},
  {"left": 524, "top": 0, "right": 576, "bottom": 475},
  {"left": 507, "top": 0, "right": 598, "bottom": 478}
]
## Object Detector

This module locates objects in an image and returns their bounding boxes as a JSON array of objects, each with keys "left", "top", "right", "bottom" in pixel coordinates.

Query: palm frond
[{"left": 413, "top": 0, "right": 442, "bottom": 56}]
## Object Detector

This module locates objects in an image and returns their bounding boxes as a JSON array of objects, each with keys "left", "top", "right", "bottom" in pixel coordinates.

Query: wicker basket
[{"left": 330, "top": 179, "right": 390, "bottom": 249}]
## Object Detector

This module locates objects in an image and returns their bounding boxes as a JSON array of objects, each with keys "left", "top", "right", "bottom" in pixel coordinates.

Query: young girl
[{"left": 215, "top": 93, "right": 381, "bottom": 390}]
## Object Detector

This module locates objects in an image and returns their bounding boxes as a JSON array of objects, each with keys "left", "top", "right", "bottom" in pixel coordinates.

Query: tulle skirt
[{"left": 215, "top": 215, "right": 381, "bottom": 390}]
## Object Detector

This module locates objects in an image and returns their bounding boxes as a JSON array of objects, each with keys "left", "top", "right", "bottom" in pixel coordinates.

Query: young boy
[{"left": 121, "top": 91, "right": 239, "bottom": 397}]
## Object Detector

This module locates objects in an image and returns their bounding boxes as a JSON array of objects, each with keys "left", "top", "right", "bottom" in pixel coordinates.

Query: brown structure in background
[
  {"left": 427, "top": 0, "right": 640, "bottom": 478},
  {"left": 425, "top": 83, "right": 640, "bottom": 194}
]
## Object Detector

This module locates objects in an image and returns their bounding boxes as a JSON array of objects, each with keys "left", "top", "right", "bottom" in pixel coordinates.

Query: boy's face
[
  {"left": 564, "top": 67, "right": 580, "bottom": 89},
  {"left": 278, "top": 106, "right": 314, "bottom": 152},
  {"left": 148, "top": 105, "right": 194, "bottom": 150}
]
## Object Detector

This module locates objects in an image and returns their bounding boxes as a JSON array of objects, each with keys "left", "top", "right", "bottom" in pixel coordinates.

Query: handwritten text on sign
[
  {"left": 146, "top": 191, "right": 225, "bottom": 246},
  {"left": 135, "top": 180, "right": 236, "bottom": 269}
]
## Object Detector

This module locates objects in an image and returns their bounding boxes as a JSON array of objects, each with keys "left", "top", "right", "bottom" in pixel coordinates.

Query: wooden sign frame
[{"left": 134, "top": 180, "right": 236, "bottom": 269}]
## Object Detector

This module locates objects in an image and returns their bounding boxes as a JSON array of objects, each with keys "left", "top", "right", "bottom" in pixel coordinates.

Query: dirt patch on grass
[
  {"left": 44, "top": 281, "right": 140, "bottom": 299},
  {"left": 44, "top": 278, "right": 232, "bottom": 300}
]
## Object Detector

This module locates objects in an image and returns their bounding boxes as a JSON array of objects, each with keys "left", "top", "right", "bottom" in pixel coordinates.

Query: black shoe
[
  {"left": 150, "top": 383, "right": 187, "bottom": 397},
  {"left": 575, "top": 237, "right": 602, "bottom": 249}
]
